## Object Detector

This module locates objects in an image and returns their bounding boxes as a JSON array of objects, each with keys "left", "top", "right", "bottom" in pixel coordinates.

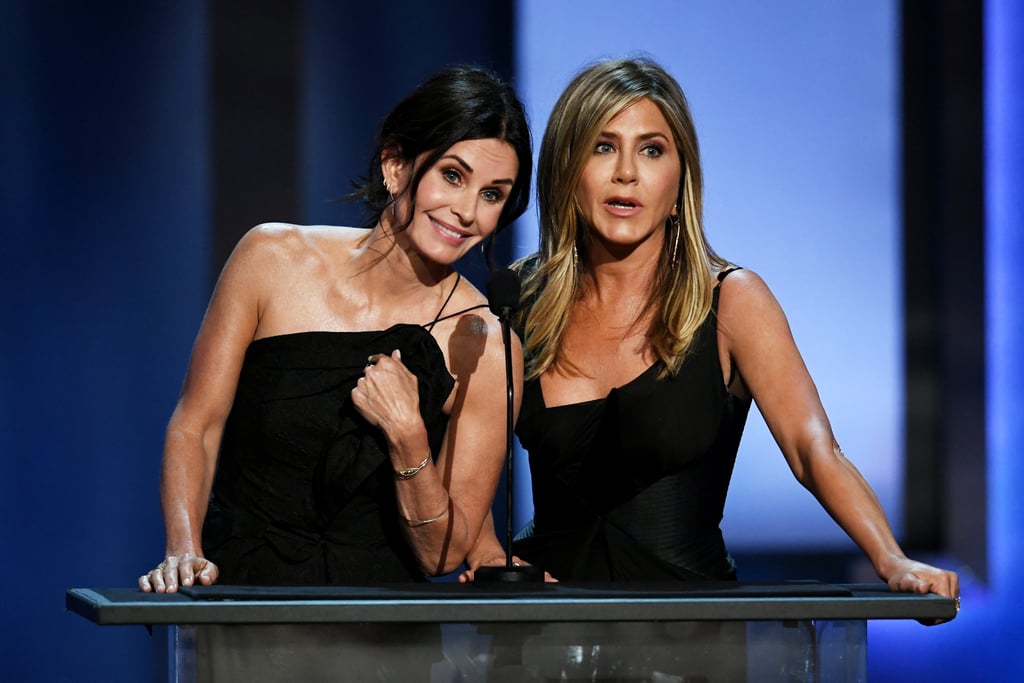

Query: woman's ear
[{"left": 381, "top": 146, "right": 407, "bottom": 195}]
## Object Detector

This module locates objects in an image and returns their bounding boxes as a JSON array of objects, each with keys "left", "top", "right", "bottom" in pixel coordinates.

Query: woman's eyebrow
[{"left": 440, "top": 154, "right": 514, "bottom": 185}]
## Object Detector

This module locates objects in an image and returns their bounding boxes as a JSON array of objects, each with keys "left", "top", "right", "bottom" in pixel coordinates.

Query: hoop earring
[{"left": 670, "top": 213, "right": 681, "bottom": 268}]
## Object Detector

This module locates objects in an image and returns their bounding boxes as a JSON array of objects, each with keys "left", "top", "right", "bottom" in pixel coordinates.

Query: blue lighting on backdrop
[{"left": 866, "top": 3, "right": 1024, "bottom": 680}]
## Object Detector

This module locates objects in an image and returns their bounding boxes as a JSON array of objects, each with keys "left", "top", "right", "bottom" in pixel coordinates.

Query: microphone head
[{"left": 486, "top": 267, "right": 521, "bottom": 316}]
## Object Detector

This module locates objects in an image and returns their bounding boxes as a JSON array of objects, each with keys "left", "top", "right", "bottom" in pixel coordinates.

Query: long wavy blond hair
[{"left": 519, "top": 57, "right": 726, "bottom": 380}]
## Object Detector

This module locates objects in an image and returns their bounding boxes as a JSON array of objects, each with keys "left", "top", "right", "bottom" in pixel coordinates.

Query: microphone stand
[{"left": 474, "top": 301, "right": 544, "bottom": 584}]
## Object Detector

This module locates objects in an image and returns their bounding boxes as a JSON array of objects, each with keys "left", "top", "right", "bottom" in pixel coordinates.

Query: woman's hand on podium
[
  {"left": 880, "top": 555, "right": 960, "bottom": 625},
  {"left": 139, "top": 553, "right": 219, "bottom": 593},
  {"left": 457, "top": 554, "right": 556, "bottom": 583}
]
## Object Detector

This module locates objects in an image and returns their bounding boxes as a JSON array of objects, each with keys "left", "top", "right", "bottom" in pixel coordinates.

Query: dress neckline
[
  {"left": 535, "top": 269, "right": 742, "bottom": 412},
  {"left": 246, "top": 325, "right": 458, "bottom": 387},
  {"left": 250, "top": 323, "right": 428, "bottom": 346},
  {"left": 538, "top": 362, "right": 660, "bottom": 410}
]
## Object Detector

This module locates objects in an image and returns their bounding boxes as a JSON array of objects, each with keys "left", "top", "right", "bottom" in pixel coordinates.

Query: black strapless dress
[{"left": 202, "top": 324, "right": 455, "bottom": 585}]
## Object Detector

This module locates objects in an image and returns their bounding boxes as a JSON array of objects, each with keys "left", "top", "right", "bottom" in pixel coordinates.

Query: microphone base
[{"left": 474, "top": 564, "right": 546, "bottom": 584}]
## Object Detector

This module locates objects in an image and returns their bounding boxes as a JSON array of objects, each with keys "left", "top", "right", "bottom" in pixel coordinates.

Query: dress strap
[
  {"left": 424, "top": 273, "right": 470, "bottom": 331},
  {"left": 716, "top": 266, "right": 743, "bottom": 284},
  {"left": 428, "top": 303, "right": 490, "bottom": 328},
  {"left": 713, "top": 266, "right": 743, "bottom": 388}
]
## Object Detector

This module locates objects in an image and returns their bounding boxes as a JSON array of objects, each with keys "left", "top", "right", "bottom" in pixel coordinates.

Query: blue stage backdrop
[
  {"left": 1, "top": 1, "right": 1020, "bottom": 681},
  {"left": 1, "top": 2, "right": 210, "bottom": 680}
]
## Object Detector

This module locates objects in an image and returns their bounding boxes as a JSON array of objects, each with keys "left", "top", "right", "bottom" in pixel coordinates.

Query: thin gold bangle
[
  {"left": 403, "top": 498, "right": 450, "bottom": 528},
  {"left": 395, "top": 454, "right": 431, "bottom": 480}
]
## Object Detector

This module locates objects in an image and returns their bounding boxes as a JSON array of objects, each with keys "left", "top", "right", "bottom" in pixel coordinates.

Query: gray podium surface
[{"left": 66, "top": 583, "right": 956, "bottom": 682}]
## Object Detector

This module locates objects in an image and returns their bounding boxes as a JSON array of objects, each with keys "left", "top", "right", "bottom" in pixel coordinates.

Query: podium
[{"left": 66, "top": 582, "right": 955, "bottom": 682}]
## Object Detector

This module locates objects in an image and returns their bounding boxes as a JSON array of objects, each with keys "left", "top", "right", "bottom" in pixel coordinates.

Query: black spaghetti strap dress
[
  {"left": 514, "top": 268, "right": 752, "bottom": 582},
  {"left": 202, "top": 274, "right": 485, "bottom": 585},
  {"left": 497, "top": 268, "right": 753, "bottom": 682}
]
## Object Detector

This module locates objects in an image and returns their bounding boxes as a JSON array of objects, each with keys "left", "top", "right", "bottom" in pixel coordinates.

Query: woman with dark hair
[
  {"left": 463, "top": 57, "right": 957, "bottom": 599},
  {"left": 140, "top": 66, "right": 531, "bottom": 590}
]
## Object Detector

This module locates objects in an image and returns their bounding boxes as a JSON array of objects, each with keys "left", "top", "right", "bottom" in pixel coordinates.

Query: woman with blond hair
[{"left": 464, "top": 57, "right": 957, "bottom": 603}]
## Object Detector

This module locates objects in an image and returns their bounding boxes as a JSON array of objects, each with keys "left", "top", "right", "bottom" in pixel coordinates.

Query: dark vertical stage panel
[
  {"left": 210, "top": 0, "right": 520, "bottom": 282},
  {"left": 902, "top": 0, "right": 985, "bottom": 578},
  {"left": 210, "top": 1, "right": 302, "bottom": 279},
  {"left": 2, "top": 2, "right": 209, "bottom": 680},
  {"left": 301, "top": 0, "right": 519, "bottom": 286}
]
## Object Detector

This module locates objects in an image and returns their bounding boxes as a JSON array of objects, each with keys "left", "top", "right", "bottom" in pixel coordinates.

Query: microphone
[
  {"left": 486, "top": 266, "right": 521, "bottom": 321},
  {"left": 475, "top": 268, "right": 543, "bottom": 584}
]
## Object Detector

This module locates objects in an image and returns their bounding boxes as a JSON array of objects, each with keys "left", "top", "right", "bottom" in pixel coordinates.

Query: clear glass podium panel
[{"left": 154, "top": 618, "right": 867, "bottom": 683}]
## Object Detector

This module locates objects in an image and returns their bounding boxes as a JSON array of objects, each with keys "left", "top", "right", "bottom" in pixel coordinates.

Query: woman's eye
[
  {"left": 443, "top": 168, "right": 462, "bottom": 184},
  {"left": 481, "top": 189, "right": 505, "bottom": 203},
  {"left": 594, "top": 142, "right": 614, "bottom": 154},
  {"left": 641, "top": 144, "right": 664, "bottom": 158}
]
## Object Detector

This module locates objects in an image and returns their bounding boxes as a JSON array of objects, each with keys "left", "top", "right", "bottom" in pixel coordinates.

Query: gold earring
[{"left": 670, "top": 213, "right": 681, "bottom": 268}]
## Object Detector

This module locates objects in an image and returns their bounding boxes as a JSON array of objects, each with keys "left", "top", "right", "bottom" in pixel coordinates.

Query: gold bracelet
[
  {"left": 403, "top": 499, "right": 450, "bottom": 528},
  {"left": 395, "top": 454, "right": 431, "bottom": 480}
]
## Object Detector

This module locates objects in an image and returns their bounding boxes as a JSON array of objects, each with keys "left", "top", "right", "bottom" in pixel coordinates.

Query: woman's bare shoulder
[
  {"left": 231, "top": 223, "right": 369, "bottom": 268},
  {"left": 715, "top": 265, "right": 774, "bottom": 303},
  {"left": 442, "top": 277, "right": 520, "bottom": 390},
  {"left": 241, "top": 223, "right": 368, "bottom": 250},
  {"left": 443, "top": 277, "right": 496, "bottom": 335},
  {"left": 715, "top": 265, "right": 794, "bottom": 348}
]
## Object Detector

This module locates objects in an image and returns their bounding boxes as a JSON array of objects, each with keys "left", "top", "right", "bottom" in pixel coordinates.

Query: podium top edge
[{"left": 65, "top": 582, "right": 957, "bottom": 626}]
